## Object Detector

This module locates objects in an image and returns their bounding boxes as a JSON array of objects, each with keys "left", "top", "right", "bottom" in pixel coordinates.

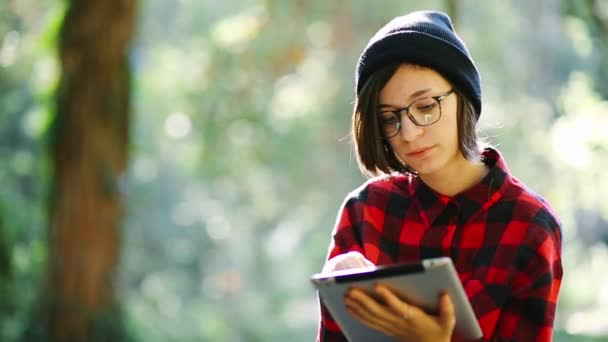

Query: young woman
[{"left": 317, "top": 10, "right": 562, "bottom": 342}]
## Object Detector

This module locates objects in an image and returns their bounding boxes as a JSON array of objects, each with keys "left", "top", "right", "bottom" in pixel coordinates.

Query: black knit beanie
[{"left": 355, "top": 10, "right": 482, "bottom": 118}]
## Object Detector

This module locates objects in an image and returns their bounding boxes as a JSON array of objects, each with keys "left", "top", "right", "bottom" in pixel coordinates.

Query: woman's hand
[
  {"left": 344, "top": 284, "right": 456, "bottom": 342},
  {"left": 322, "top": 251, "right": 374, "bottom": 273}
]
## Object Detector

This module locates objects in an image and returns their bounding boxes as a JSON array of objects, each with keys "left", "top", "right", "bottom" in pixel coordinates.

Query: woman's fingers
[
  {"left": 438, "top": 291, "right": 456, "bottom": 329},
  {"left": 348, "top": 288, "right": 391, "bottom": 318},
  {"left": 346, "top": 285, "right": 457, "bottom": 341},
  {"left": 375, "top": 284, "right": 429, "bottom": 323},
  {"left": 375, "top": 284, "right": 413, "bottom": 318},
  {"left": 345, "top": 292, "right": 396, "bottom": 336}
]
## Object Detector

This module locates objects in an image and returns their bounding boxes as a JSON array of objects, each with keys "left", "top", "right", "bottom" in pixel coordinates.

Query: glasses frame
[{"left": 377, "top": 88, "right": 454, "bottom": 139}]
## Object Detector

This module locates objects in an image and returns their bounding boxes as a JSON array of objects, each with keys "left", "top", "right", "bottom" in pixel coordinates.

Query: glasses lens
[
  {"left": 378, "top": 112, "right": 400, "bottom": 138},
  {"left": 410, "top": 98, "right": 440, "bottom": 125}
]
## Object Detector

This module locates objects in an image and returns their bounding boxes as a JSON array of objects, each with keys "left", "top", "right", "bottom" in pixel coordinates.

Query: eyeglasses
[{"left": 376, "top": 89, "right": 454, "bottom": 139}]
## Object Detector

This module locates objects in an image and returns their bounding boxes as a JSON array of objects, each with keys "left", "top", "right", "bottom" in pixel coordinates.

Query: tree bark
[{"left": 42, "top": 0, "right": 137, "bottom": 340}]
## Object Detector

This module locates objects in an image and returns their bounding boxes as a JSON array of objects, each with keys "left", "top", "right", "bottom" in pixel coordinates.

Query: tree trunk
[{"left": 41, "top": 0, "right": 137, "bottom": 340}]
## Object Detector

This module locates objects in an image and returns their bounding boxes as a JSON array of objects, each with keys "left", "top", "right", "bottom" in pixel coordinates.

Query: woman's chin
[{"left": 404, "top": 160, "right": 437, "bottom": 175}]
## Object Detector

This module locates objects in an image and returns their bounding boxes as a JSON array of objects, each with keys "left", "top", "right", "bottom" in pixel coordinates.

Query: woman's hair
[{"left": 351, "top": 63, "right": 484, "bottom": 178}]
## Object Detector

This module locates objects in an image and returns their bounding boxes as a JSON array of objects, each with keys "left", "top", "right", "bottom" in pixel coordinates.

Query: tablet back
[{"left": 311, "top": 257, "right": 482, "bottom": 341}]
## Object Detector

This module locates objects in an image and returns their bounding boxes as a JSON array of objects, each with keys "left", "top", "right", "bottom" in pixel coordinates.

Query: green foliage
[
  {"left": 0, "top": 2, "right": 62, "bottom": 340},
  {"left": 2, "top": 0, "right": 608, "bottom": 341}
]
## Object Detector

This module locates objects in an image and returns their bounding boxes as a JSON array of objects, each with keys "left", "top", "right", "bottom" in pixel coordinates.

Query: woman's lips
[{"left": 407, "top": 146, "right": 434, "bottom": 158}]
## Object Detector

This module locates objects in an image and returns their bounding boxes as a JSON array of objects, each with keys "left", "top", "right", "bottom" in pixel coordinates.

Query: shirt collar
[{"left": 408, "top": 148, "right": 511, "bottom": 226}]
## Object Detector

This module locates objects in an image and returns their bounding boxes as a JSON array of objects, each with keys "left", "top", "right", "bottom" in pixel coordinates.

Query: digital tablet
[{"left": 311, "top": 257, "right": 482, "bottom": 341}]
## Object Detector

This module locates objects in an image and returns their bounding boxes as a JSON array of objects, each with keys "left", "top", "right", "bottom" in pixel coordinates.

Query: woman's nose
[{"left": 398, "top": 115, "right": 423, "bottom": 142}]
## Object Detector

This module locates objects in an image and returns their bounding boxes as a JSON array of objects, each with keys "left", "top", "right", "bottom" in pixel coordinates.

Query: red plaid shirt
[{"left": 317, "top": 148, "right": 563, "bottom": 341}]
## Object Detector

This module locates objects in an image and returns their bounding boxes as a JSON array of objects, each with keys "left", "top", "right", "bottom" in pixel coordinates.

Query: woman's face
[{"left": 377, "top": 64, "right": 461, "bottom": 176}]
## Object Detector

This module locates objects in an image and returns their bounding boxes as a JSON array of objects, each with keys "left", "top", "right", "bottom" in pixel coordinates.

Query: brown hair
[{"left": 352, "top": 63, "right": 483, "bottom": 178}]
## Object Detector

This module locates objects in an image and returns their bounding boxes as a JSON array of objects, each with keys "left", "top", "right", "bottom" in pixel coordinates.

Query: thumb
[
  {"left": 354, "top": 253, "right": 374, "bottom": 267},
  {"left": 341, "top": 251, "right": 373, "bottom": 269},
  {"left": 324, "top": 251, "right": 373, "bottom": 272},
  {"left": 438, "top": 292, "right": 456, "bottom": 329}
]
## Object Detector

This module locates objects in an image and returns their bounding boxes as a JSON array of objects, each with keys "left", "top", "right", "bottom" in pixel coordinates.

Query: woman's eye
[
  {"left": 414, "top": 102, "right": 437, "bottom": 112},
  {"left": 380, "top": 115, "right": 398, "bottom": 124}
]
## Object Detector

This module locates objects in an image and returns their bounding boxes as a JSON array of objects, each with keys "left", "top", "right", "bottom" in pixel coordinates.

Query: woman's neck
[{"left": 419, "top": 155, "right": 489, "bottom": 197}]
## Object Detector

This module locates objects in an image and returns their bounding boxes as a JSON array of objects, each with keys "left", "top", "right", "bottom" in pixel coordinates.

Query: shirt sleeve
[
  {"left": 465, "top": 213, "right": 563, "bottom": 341},
  {"left": 317, "top": 195, "right": 365, "bottom": 342}
]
